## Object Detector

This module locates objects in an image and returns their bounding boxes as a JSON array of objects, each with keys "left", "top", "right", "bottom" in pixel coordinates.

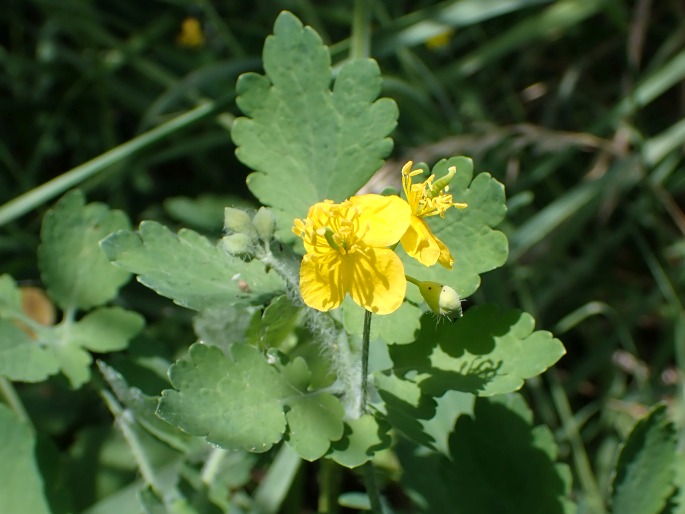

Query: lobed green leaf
[
  {"left": 70, "top": 307, "right": 145, "bottom": 353},
  {"left": 231, "top": 12, "right": 398, "bottom": 238},
  {"left": 97, "top": 361, "right": 197, "bottom": 453},
  {"left": 285, "top": 394, "right": 345, "bottom": 462},
  {"left": 327, "top": 414, "right": 392, "bottom": 469},
  {"left": 389, "top": 305, "right": 566, "bottom": 397},
  {"left": 101, "top": 220, "right": 284, "bottom": 310},
  {"left": 157, "top": 343, "right": 345, "bottom": 459},
  {"left": 38, "top": 190, "right": 131, "bottom": 311},
  {"left": 0, "top": 276, "right": 143, "bottom": 387},
  {"left": 399, "top": 394, "right": 575, "bottom": 514}
]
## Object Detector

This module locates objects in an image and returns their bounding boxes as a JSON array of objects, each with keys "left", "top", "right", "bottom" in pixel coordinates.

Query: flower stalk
[{"left": 360, "top": 309, "right": 372, "bottom": 412}]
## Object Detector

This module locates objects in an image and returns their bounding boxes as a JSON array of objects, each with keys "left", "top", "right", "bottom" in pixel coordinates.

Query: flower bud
[
  {"left": 221, "top": 233, "right": 253, "bottom": 257},
  {"left": 224, "top": 207, "right": 256, "bottom": 236},
  {"left": 416, "top": 280, "right": 462, "bottom": 322},
  {"left": 252, "top": 207, "right": 276, "bottom": 242}
]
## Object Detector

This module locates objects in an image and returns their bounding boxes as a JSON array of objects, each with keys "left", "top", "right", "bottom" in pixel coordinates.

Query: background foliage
[{"left": 1, "top": 0, "right": 684, "bottom": 513}]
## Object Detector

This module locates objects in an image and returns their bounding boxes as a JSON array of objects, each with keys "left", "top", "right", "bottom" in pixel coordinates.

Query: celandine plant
[
  {"left": 103, "top": 12, "right": 571, "bottom": 511},
  {"left": 15, "top": 10, "right": 683, "bottom": 514}
]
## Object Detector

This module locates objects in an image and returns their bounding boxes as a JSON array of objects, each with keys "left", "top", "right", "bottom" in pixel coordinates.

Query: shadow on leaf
[
  {"left": 438, "top": 305, "right": 523, "bottom": 358},
  {"left": 399, "top": 395, "right": 572, "bottom": 514},
  {"left": 375, "top": 371, "right": 438, "bottom": 450},
  {"left": 420, "top": 357, "right": 503, "bottom": 397}
]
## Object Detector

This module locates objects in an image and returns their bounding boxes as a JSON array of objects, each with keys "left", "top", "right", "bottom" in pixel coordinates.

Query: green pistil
[
  {"left": 428, "top": 166, "right": 457, "bottom": 198},
  {"left": 321, "top": 226, "right": 343, "bottom": 252}
]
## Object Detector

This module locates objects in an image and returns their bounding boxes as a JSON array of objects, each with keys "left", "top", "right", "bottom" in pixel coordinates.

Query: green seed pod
[
  {"left": 417, "top": 280, "right": 463, "bottom": 322},
  {"left": 221, "top": 233, "right": 253, "bottom": 257},
  {"left": 252, "top": 207, "right": 276, "bottom": 242},
  {"left": 224, "top": 207, "right": 256, "bottom": 236}
]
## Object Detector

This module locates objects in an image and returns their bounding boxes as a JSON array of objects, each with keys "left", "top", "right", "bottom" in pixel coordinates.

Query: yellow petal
[
  {"left": 349, "top": 194, "right": 410, "bottom": 247},
  {"left": 435, "top": 234, "right": 454, "bottom": 269},
  {"left": 299, "top": 253, "right": 346, "bottom": 311},
  {"left": 400, "top": 216, "right": 440, "bottom": 267},
  {"left": 294, "top": 200, "right": 337, "bottom": 254},
  {"left": 343, "top": 248, "right": 406, "bottom": 315}
]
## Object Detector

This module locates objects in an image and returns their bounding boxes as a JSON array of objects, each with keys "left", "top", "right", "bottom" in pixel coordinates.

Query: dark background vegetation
[{"left": 2, "top": 0, "right": 684, "bottom": 510}]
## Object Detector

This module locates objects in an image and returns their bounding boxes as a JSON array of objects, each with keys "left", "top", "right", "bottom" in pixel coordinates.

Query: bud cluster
[{"left": 221, "top": 206, "right": 276, "bottom": 257}]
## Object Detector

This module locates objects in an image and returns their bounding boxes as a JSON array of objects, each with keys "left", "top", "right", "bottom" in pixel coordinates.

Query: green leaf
[
  {"left": 389, "top": 306, "right": 566, "bottom": 397},
  {"left": 158, "top": 343, "right": 287, "bottom": 452},
  {"left": 420, "top": 390, "right": 475, "bottom": 456},
  {"left": 0, "top": 404, "right": 52, "bottom": 514},
  {"left": 328, "top": 414, "right": 392, "bottom": 468},
  {"left": 374, "top": 371, "right": 438, "bottom": 450},
  {"left": 231, "top": 12, "right": 398, "bottom": 237},
  {"left": 285, "top": 394, "right": 345, "bottom": 461},
  {"left": 402, "top": 157, "right": 508, "bottom": 302},
  {"left": 0, "top": 275, "right": 58, "bottom": 383},
  {"left": 246, "top": 295, "right": 302, "bottom": 349},
  {"left": 53, "top": 309, "right": 144, "bottom": 388},
  {"left": 0, "top": 320, "right": 60, "bottom": 382},
  {"left": 97, "top": 361, "right": 196, "bottom": 453},
  {"left": 38, "top": 190, "right": 131, "bottom": 311},
  {"left": 0, "top": 276, "right": 143, "bottom": 386},
  {"left": 193, "top": 305, "right": 259, "bottom": 353},
  {"left": 157, "top": 343, "right": 345, "bottom": 457},
  {"left": 665, "top": 447, "right": 685, "bottom": 514},
  {"left": 71, "top": 307, "right": 145, "bottom": 352},
  {"left": 47, "top": 336, "right": 93, "bottom": 388},
  {"left": 101, "top": 221, "right": 284, "bottom": 310},
  {"left": 0, "top": 274, "right": 22, "bottom": 313},
  {"left": 611, "top": 404, "right": 676, "bottom": 514},
  {"left": 399, "top": 394, "right": 575, "bottom": 514}
]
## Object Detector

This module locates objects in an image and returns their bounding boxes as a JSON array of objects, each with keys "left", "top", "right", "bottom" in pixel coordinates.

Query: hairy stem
[
  {"left": 360, "top": 309, "right": 384, "bottom": 513},
  {"left": 260, "top": 244, "right": 360, "bottom": 416}
]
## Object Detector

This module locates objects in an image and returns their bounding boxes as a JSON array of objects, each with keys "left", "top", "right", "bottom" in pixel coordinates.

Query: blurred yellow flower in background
[
  {"left": 425, "top": 29, "right": 454, "bottom": 50},
  {"left": 177, "top": 17, "right": 205, "bottom": 48},
  {"left": 293, "top": 194, "right": 410, "bottom": 314}
]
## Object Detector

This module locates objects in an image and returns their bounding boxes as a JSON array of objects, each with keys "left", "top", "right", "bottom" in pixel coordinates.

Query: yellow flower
[
  {"left": 400, "top": 161, "right": 467, "bottom": 269},
  {"left": 293, "top": 194, "right": 411, "bottom": 315},
  {"left": 425, "top": 30, "right": 454, "bottom": 50},
  {"left": 177, "top": 17, "right": 205, "bottom": 48}
]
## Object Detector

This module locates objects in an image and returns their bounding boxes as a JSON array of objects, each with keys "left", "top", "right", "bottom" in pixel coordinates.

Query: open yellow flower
[
  {"left": 400, "top": 161, "right": 467, "bottom": 269},
  {"left": 293, "top": 194, "right": 410, "bottom": 314}
]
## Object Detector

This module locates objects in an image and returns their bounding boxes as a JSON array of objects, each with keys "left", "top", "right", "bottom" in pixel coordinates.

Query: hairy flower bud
[
  {"left": 252, "top": 207, "right": 276, "bottom": 242},
  {"left": 221, "top": 233, "right": 254, "bottom": 257},
  {"left": 408, "top": 277, "right": 463, "bottom": 322},
  {"left": 224, "top": 207, "right": 256, "bottom": 236}
]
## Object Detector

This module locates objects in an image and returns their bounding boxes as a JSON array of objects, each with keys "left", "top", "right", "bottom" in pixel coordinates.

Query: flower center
[{"left": 330, "top": 203, "right": 367, "bottom": 255}]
